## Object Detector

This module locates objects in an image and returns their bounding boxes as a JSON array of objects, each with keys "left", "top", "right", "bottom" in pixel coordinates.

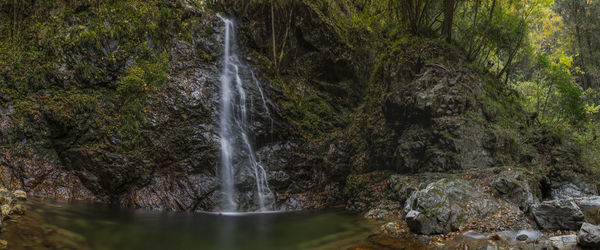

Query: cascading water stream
[
  {"left": 216, "top": 15, "right": 274, "bottom": 212},
  {"left": 252, "top": 71, "right": 274, "bottom": 135}
]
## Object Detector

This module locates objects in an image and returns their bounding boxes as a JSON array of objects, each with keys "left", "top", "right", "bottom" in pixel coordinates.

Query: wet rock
[
  {"left": 515, "top": 229, "right": 543, "bottom": 242},
  {"left": 0, "top": 146, "right": 95, "bottom": 201},
  {"left": 516, "top": 233, "right": 528, "bottom": 241},
  {"left": 403, "top": 178, "right": 499, "bottom": 234},
  {"left": 381, "top": 221, "right": 409, "bottom": 237},
  {"left": 268, "top": 171, "right": 291, "bottom": 188},
  {"left": 13, "top": 190, "right": 26, "bottom": 201},
  {"left": 531, "top": 199, "right": 585, "bottom": 230},
  {"left": 0, "top": 188, "right": 12, "bottom": 204},
  {"left": 124, "top": 173, "right": 217, "bottom": 212},
  {"left": 574, "top": 196, "right": 600, "bottom": 224},
  {"left": 549, "top": 235, "right": 578, "bottom": 250},
  {"left": 1, "top": 204, "right": 10, "bottom": 219},
  {"left": 12, "top": 204, "right": 26, "bottom": 215},
  {"left": 551, "top": 181, "right": 598, "bottom": 200},
  {"left": 578, "top": 223, "right": 600, "bottom": 248}
]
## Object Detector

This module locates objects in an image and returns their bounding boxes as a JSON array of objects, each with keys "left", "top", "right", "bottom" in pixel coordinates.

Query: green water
[{"left": 27, "top": 200, "right": 379, "bottom": 250}]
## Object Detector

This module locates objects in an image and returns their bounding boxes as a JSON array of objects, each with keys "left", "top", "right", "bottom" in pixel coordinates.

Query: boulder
[
  {"left": 515, "top": 229, "right": 543, "bottom": 242},
  {"left": 488, "top": 174, "right": 535, "bottom": 211},
  {"left": 574, "top": 196, "right": 600, "bottom": 225},
  {"left": 403, "top": 178, "right": 499, "bottom": 234},
  {"left": 531, "top": 199, "right": 585, "bottom": 230},
  {"left": 0, "top": 204, "right": 10, "bottom": 219},
  {"left": 578, "top": 223, "right": 600, "bottom": 248},
  {"left": 12, "top": 204, "right": 26, "bottom": 215},
  {"left": 551, "top": 181, "right": 597, "bottom": 200},
  {"left": 13, "top": 190, "right": 27, "bottom": 201},
  {"left": 549, "top": 235, "right": 578, "bottom": 250},
  {"left": 0, "top": 188, "right": 12, "bottom": 204}
]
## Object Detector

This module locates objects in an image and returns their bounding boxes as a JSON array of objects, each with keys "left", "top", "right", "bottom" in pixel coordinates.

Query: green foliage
[
  {"left": 116, "top": 54, "right": 168, "bottom": 149},
  {"left": 555, "top": 0, "right": 600, "bottom": 89},
  {"left": 278, "top": 77, "right": 337, "bottom": 140},
  {"left": 0, "top": 0, "right": 206, "bottom": 154}
]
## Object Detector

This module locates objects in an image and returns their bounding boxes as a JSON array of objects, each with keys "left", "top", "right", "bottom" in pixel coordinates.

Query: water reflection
[{"left": 26, "top": 199, "right": 379, "bottom": 250}]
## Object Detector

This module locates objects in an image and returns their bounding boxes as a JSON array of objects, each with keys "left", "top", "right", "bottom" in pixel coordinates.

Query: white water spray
[{"left": 216, "top": 15, "right": 274, "bottom": 212}]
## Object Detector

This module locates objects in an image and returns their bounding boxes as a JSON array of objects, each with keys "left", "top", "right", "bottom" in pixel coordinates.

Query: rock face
[
  {"left": 403, "top": 179, "right": 499, "bottom": 234},
  {"left": 574, "top": 196, "right": 600, "bottom": 225},
  {"left": 0, "top": 7, "right": 291, "bottom": 212},
  {"left": 531, "top": 199, "right": 585, "bottom": 230},
  {"left": 578, "top": 223, "right": 600, "bottom": 248},
  {"left": 384, "top": 63, "right": 502, "bottom": 173}
]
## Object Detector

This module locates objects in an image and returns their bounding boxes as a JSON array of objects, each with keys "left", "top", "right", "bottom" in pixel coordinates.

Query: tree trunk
[
  {"left": 470, "top": 0, "right": 496, "bottom": 60},
  {"left": 271, "top": 0, "right": 277, "bottom": 73},
  {"left": 442, "top": 0, "right": 455, "bottom": 43},
  {"left": 13, "top": 0, "right": 17, "bottom": 41}
]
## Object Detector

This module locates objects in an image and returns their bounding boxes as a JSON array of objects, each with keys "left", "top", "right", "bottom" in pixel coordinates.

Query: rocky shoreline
[
  {"left": 0, "top": 189, "right": 90, "bottom": 250},
  {"left": 354, "top": 166, "right": 600, "bottom": 249}
]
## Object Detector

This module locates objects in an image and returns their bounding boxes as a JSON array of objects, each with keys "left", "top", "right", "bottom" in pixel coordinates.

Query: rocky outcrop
[
  {"left": 403, "top": 179, "right": 499, "bottom": 234},
  {"left": 578, "top": 223, "right": 600, "bottom": 248},
  {"left": 531, "top": 199, "right": 585, "bottom": 230},
  {"left": 384, "top": 63, "right": 501, "bottom": 173}
]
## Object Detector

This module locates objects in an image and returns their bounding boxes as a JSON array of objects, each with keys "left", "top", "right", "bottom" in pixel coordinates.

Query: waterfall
[
  {"left": 216, "top": 15, "right": 274, "bottom": 212},
  {"left": 252, "top": 71, "right": 274, "bottom": 135}
]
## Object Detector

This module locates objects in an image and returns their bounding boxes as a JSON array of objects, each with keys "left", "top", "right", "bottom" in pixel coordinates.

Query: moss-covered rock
[{"left": 403, "top": 178, "right": 499, "bottom": 235}]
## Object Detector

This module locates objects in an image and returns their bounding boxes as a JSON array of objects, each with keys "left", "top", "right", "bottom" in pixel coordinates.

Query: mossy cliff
[
  {"left": 1, "top": 0, "right": 226, "bottom": 209},
  {"left": 0, "top": 0, "right": 597, "bottom": 214}
]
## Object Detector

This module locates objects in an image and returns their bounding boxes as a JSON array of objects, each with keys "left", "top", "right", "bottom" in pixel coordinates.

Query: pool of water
[{"left": 26, "top": 200, "right": 380, "bottom": 250}]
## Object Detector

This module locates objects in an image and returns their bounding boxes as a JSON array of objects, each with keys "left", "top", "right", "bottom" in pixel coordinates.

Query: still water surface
[{"left": 28, "top": 200, "right": 378, "bottom": 250}]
